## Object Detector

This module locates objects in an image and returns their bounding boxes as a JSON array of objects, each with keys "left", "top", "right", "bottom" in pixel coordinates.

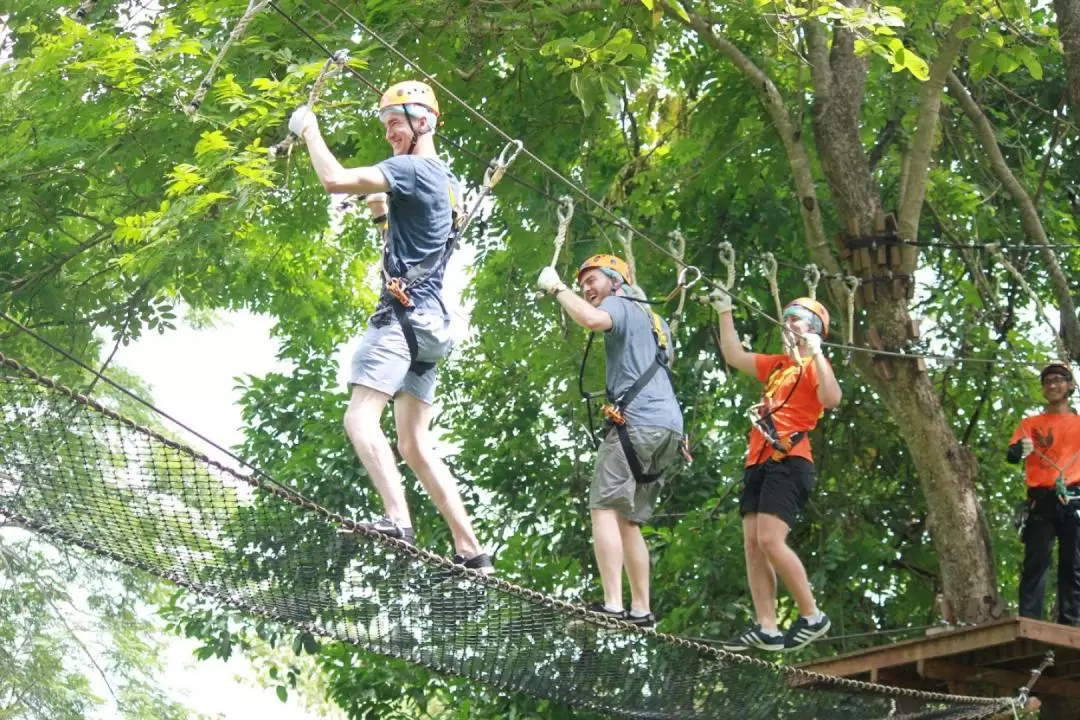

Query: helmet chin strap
[{"left": 401, "top": 105, "right": 420, "bottom": 155}]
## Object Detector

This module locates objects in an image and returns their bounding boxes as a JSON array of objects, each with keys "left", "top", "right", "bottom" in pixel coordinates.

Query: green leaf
[
  {"left": 996, "top": 50, "right": 1020, "bottom": 74},
  {"left": 194, "top": 130, "right": 233, "bottom": 157},
  {"left": 1013, "top": 45, "right": 1043, "bottom": 79},
  {"left": 276, "top": 685, "right": 288, "bottom": 703}
]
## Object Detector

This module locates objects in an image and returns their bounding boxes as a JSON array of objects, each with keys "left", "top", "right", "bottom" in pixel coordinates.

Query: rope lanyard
[
  {"left": 184, "top": 0, "right": 271, "bottom": 117},
  {"left": 268, "top": 50, "right": 349, "bottom": 159}
]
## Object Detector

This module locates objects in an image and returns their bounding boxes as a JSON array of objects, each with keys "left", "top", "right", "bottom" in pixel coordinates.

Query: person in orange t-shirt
[
  {"left": 709, "top": 289, "right": 841, "bottom": 653},
  {"left": 1007, "top": 362, "right": 1080, "bottom": 624}
]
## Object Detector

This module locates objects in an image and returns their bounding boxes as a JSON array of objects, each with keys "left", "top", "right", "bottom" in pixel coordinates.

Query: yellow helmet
[
  {"left": 379, "top": 81, "right": 440, "bottom": 116},
  {"left": 784, "top": 297, "right": 830, "bottom": 337},
  {"left": 577, "top": 254, "right": 631, "bottom": 285}
]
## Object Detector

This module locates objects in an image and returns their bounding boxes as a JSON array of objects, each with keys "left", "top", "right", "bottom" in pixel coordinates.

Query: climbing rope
[
  {"left": 803, "top": 263, "right": 821, "bottom": 300},
  {"left": 549, "top": 196, "right": 575, "bottom": 267},
  {"left": 716, "top": 242, "right": 735, "bottom": 290},
  {"left": 987, "top": 243, "right": 1070, "bottom": 362},
  {"left": 762, "top": 252, "right": 783, "bottom": 319},
  {"left": 840, "top": 275, "right": 860, "bottom": 362},
  {"left": 1014, "top": 651, "right": 1054, "bottom": 713},
  {"left": 618, "top": 222, "right": 637, "bottom": 286},
  {"left": 268, "top": 50, "right": 349, "bottom": 159},
  {"left": 666, "top": 231, "right": 701, "bottom": 335},
  {"left": 184, "top": 0, "right": 271, "bottom": 117}
]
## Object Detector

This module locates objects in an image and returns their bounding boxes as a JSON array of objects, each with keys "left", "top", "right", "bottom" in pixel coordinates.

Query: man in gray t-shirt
[
  {"left": 289, "top": 81, "right": 490, "bottom": 574},
  {"left": 537, "top": 254, "right": 684, "bottom": 627}
]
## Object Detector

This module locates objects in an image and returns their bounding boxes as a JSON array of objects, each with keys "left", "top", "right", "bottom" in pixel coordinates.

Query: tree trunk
[
  {"left": 803, "top": 14, "right": 1001, "bottom": 623},
  {"left": 675, "top": 1, "right": 1004, "bottom": 623},
  {"left": 1056, "top": 0, "right": 1080, "bottom": 123}
]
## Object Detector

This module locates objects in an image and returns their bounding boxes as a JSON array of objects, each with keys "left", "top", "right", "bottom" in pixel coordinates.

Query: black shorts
[{"left": 739, "top": 457, "right": 815, "bottom": 528}]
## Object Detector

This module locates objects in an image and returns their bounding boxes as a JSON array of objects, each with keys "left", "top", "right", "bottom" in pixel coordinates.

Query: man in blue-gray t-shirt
[
  {"left": 290, "top": 81, "right": 490, "bottom": 574},
  {"left": 537, "top": 254, "right": 684, "bottom": 627}
]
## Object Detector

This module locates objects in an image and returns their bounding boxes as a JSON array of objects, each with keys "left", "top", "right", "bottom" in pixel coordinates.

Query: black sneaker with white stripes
[
  {"left": 721, "top": 624, "right": 784, "bottom": 652},
  {"left": 782, "top": 613, "right": 831, "bottom": 651}
]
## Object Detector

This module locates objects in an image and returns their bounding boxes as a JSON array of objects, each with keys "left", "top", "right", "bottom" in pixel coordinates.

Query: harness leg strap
[
  {"left": 614, "top": 424, "right": 663, "bottom": 485},
  {"left": 391, "top": 302, "right": 436, "bottom": 377}
]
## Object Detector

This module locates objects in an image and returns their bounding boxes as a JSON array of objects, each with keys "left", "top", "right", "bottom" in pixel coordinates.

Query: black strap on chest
[
  {"left": 750, "top": 360, "right": 810, "bottom": 464},
  {"left": 379, "top": 170, "right": 463, "bottom": 377},
  {"left": 579, "top": 298, "right": 681, "bottom": 484}
]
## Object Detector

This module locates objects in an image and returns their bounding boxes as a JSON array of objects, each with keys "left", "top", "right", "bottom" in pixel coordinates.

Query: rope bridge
[{"left": 0, "top": 351, "right": 1012, "bottom": 719}]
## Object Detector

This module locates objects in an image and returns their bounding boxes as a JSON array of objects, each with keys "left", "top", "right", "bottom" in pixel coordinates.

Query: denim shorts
[{"left": 350, "top": 310, "right": 453, "bottom": 404}]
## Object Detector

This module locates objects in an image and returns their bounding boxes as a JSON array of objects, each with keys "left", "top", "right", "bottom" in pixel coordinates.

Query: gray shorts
[
  {"left": 350, "top": 311, "right": 453, "bottom": 404},
  {"left": 590, "top": 425, "right": 681, "bottom": 524}
]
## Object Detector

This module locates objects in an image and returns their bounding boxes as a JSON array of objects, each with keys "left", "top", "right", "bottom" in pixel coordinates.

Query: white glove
[
  {"left": 288, "top": 105, "right": 317, "bottom": 139},
  {"left": 707, "top": 287, "right": 732, "bottom": 314},
  {"left": 802, "top": 332, "right": 823, "bottom": 356},
  {"left": 537, "top": 266, "right": 565, "bottom": 294},
  {"left": 1021, "top": 437, "right": 1034, "bottom": 458}
]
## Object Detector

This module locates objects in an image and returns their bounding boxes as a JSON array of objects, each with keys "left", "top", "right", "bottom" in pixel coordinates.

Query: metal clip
[
  {"left": 484, "top": 139, "right": 523, "bottom": 189},
  {"left": 677, "top": 265, "right": 702, "bottom": 289}
]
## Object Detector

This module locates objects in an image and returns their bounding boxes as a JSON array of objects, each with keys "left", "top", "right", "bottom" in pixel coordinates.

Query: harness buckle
[
  {"left": 602, "top": 404, "right": 626, "bottom": 426},
  {"left": 386, "top": 277, "right": 412, "bottom": 308}
]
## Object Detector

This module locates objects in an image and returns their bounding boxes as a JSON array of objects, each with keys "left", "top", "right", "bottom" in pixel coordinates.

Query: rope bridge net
[{"left": 0, "top": 352, "right": 1012, "bottom": 720}]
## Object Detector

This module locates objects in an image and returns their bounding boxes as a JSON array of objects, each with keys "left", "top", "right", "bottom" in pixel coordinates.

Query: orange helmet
[
  {"left": 577, "top": 254, "right": 631, "bottom": 285},
  {"left": 783, "top": 297, "right": 830, "bottom": 337},
  {"left": 379, "top": 81, "right": 440, "bottom": 116}
]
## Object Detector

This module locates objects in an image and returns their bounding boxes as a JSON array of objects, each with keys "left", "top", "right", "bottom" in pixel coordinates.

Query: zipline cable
[{"left": 265, "top": 1, "right": 1064, "bottom": 370}]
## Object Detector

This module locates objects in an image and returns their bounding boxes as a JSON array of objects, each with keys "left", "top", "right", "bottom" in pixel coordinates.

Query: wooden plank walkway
[{"left": 797, "top": 617, "right": 1080, "bottom": 699}]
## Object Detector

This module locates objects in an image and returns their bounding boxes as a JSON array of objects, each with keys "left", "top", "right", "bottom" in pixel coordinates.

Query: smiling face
[
  {"left": 382, "top": 112, "right": 427, "bottom": 155},
  {"left": 578, "top": 267, "right": 619, "bottom": 307},
  {"left": 1042, "top": 372, "right": 1074, "bottom": 405}
]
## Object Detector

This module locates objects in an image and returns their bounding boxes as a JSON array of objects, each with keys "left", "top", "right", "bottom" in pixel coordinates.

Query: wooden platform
[{"left": 797, "top": 617, "right": 1080, "bottom": 699}]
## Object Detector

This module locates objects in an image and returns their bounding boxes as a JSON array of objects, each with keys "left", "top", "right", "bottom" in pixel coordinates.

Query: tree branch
[
  {"left": 662, "top": 0, "right": 838, "bottom": 275},
  {"left": 946, "top": 71, "right": 1080, "bottom": 360},
  {"left": 896, "top": 14, "right": 971, "bottom": 271}
]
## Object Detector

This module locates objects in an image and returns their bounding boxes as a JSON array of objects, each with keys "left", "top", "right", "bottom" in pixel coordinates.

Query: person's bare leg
[
  {"left": 743, "top": 513, "right": 780, "bottom": 631},
  {"left": 591, "top": 508, "right": 625, "bottom": 610},
  {"left": 756, "top": 513, "right": 817, "bottom": 617},
  {"left": 343, "top": 385, "right": 410, "bottom": 526},
  {"left": 394, "top": 393, "right": 482, "bottom": 557},
  {"left": 619, "top": 517, "right": 651, "bottom": 614}
]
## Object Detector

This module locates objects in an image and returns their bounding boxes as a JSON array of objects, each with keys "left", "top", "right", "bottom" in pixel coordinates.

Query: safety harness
[
  {"left": 377, "top": 174, "right": 464, "bottom": 377},
  {"left": 749, "top": 355, "right": 812, "bottom": 465},
  {"left": 579, "top": 298, "right": 691, "bottom": 484}
]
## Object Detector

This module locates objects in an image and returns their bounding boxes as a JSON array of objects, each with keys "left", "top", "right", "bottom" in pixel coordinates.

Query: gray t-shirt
[
  {"left": 600, "top": 296, "right": 684, "bottom": 434},
  {"left": 376, "top": 155, "right": 460, "bottom": 316}
]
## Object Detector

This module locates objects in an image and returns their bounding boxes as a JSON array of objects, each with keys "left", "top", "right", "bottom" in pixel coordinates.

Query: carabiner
[{"left": 677, "top": 265, "right": 702, "bottom": 289}]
